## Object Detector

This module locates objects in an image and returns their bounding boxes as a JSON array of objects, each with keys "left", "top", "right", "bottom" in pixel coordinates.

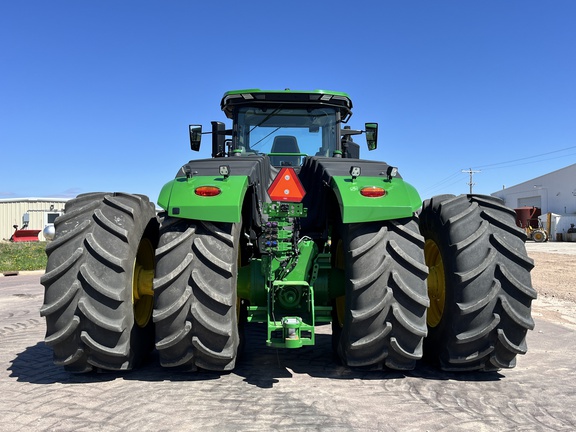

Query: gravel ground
[{"left": 0, "top": 241, "right": 575, "bottom": 431}]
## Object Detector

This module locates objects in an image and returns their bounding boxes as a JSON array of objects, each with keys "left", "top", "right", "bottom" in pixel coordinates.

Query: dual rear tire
[
  {"left": 333, "top": 194, "right": 536, "bottom": 372},
  {"left": 41, "top": 196, "right": 241, "bottom": 373}
]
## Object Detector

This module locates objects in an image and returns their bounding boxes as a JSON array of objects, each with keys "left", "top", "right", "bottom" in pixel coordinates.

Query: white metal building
[
  {"left": 491, "top": 163, "right": 576, "bottom": 240},
  {"left": 0, "top": 198, "right": 69, "bottom": 242}
]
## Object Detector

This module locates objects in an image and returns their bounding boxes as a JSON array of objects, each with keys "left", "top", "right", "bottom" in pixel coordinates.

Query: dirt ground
[
  {"left": 528, "top": 247, "right": 576, "bottom": 330},
  {"left": 530, "top": 252, "right": 576, "bottom": 302}
]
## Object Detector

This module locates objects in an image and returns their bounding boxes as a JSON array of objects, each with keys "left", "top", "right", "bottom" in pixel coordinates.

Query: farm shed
[{"left": 0, "top": 198, "right": 69, "bottom": 242}]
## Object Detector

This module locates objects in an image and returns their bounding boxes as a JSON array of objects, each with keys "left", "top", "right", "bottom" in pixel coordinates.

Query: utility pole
[{"left": 462, "top": 168, "right": 481, "bottom": 194}]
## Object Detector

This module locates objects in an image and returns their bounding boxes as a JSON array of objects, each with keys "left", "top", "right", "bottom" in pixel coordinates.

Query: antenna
[{"left": 462, "top": 168, "right": 481, "bottom": 194}]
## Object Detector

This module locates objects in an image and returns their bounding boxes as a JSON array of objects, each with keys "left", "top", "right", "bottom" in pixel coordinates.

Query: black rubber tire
[
  {"left": 532, "top": 229, "right": 547, "bottom": 243},
  {"left": 335, "top": 218, "right": 429, "bottom": 370},
  {"left": 40, "top": 193, "right": 158, "bottom": 372},
  {"left": 153, "top": 215, "right": 240, "bottom": 371},
  {"left": 419, "top": 194, "right": 537, "bottom": 371}
]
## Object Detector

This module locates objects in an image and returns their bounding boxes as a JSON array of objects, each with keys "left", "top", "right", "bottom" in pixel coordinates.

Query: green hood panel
[
  {"left": 158, "top": 175, "right": 248, "bottom": 223},
  {"left": 331, "top": 176, "right": 422, "bottom": 223}
]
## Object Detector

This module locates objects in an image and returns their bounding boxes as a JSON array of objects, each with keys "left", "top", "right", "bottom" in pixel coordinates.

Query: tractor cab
[
  {"left": 234, "top": 105, "right": 337, "bottom": 166},
  {"left": 189, "top": 89, "right": 378, "bottom": 164}
]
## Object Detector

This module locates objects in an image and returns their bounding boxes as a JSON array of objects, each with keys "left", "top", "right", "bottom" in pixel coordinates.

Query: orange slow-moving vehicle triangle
[{"left": 267, "top": 167, "right": 306, "bottom": 202}]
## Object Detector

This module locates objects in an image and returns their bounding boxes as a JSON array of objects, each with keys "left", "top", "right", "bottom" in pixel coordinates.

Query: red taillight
[
  {"left": 195, "top": 186, "right": 221, "bottom": 197},
  {"left": 360, "top": 186, "right": 386, "bottom": 198}
]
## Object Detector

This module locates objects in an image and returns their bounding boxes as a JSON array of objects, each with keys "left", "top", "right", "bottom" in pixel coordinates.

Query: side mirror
[
  {"left": 365, "top": 123, "right": 378, "bottom": 151},
  {"left": 189, "top": 125, "right": 202, "bottom": 151}
]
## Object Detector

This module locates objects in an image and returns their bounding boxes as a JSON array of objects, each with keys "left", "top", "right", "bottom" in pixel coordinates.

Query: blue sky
[{"left": 1, "top": 1, "right": 575, "bottom": 204}]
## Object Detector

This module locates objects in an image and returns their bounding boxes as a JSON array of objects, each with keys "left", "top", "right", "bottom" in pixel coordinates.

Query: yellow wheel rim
[
  {"left": 133, "top": 238, "right": 155, "bottom": 328},
  {"left": 334, "top": 239, "right": 345, "bottom": 328},
  {"left": 424, "top": 239, "right": 446, "bottom": 328}
]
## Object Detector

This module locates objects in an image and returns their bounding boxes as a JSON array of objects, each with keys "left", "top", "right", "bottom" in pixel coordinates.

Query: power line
[
  {"left": 472, "top": 145, "right": 576, "bottom": 170},
  {"left": 418, "top": 145, "right": 575, "bottom": 196},
  {"left": 420, "top": 176, "right": 468, "bottom": 196},
  {"left": 419, "top": 170, "right": 463, "bottom": 194},
  {"left": 477, "top": 152, "right": 576, "bottom": 171}
]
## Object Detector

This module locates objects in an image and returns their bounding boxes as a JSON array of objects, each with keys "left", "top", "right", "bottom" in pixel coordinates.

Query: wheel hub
[
  {"left": 133, "top": 238, "right": 155, "bottom": 327},
  {"left": 424, "top": 239, "right": 446, "bottom": 328}
]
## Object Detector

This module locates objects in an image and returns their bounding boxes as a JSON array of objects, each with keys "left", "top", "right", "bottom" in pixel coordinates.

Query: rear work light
[
  {"left": 195, "top": 186, "right": 221, "bottom": 197},
  {"left": 360, "top": 186, "right": 386, "bottom": 198}
]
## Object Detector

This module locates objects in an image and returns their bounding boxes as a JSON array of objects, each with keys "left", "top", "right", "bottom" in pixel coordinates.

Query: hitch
[
  {"left": 267, "top": 282, "right": 316, "bottom": 348},
  {"left": 259, "top": 201, "right": 318, "bottom": 348}
]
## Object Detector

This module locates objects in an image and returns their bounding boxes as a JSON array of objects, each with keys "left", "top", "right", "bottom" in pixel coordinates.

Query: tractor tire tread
[
  {"left": 154, "top": 216, "right": 239, "bottom": 371},
  {"left": 419, "top": 194, "right": 535, "bottom": 371},
  {"left": 41, "top": 193, "right": 157, "bottom": 372},
  {"left": 337, "top": 218, "right": 428, "bottom": 371}
]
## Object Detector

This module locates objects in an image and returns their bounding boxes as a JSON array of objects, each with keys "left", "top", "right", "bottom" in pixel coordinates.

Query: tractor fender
[
  {"left": 158, "top": 156, "right": 272, "bottom": 223},
  {"left": 299, "top": 157, "right": 422, "bottom": 224},
  {"left": 158, "top": 175, "right": 248, "bottom": 223},
  {"left": 330, "top": 175, "right": 422, "bottom": 223}
]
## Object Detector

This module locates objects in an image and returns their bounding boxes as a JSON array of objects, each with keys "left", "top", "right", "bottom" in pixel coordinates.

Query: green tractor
[{"left": 41, "top": 89, "right": 536, "bottom": 373}]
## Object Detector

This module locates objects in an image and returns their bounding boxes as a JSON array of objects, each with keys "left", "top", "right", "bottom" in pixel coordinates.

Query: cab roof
[{"left": 221, "top": 89, "right": 353, "bottom": 121}]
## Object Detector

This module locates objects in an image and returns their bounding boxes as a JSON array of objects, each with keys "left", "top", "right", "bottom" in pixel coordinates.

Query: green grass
[{"left": 0, "top": 242, "right": 47, "bottom": 272}]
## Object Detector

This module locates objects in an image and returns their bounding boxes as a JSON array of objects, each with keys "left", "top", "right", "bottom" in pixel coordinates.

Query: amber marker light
[
  {"left": 195, "top": 186, "right": 221, "bottom": 197},
  {"left": 360, "top": 186, "right": 386, "bottom": 198}
]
